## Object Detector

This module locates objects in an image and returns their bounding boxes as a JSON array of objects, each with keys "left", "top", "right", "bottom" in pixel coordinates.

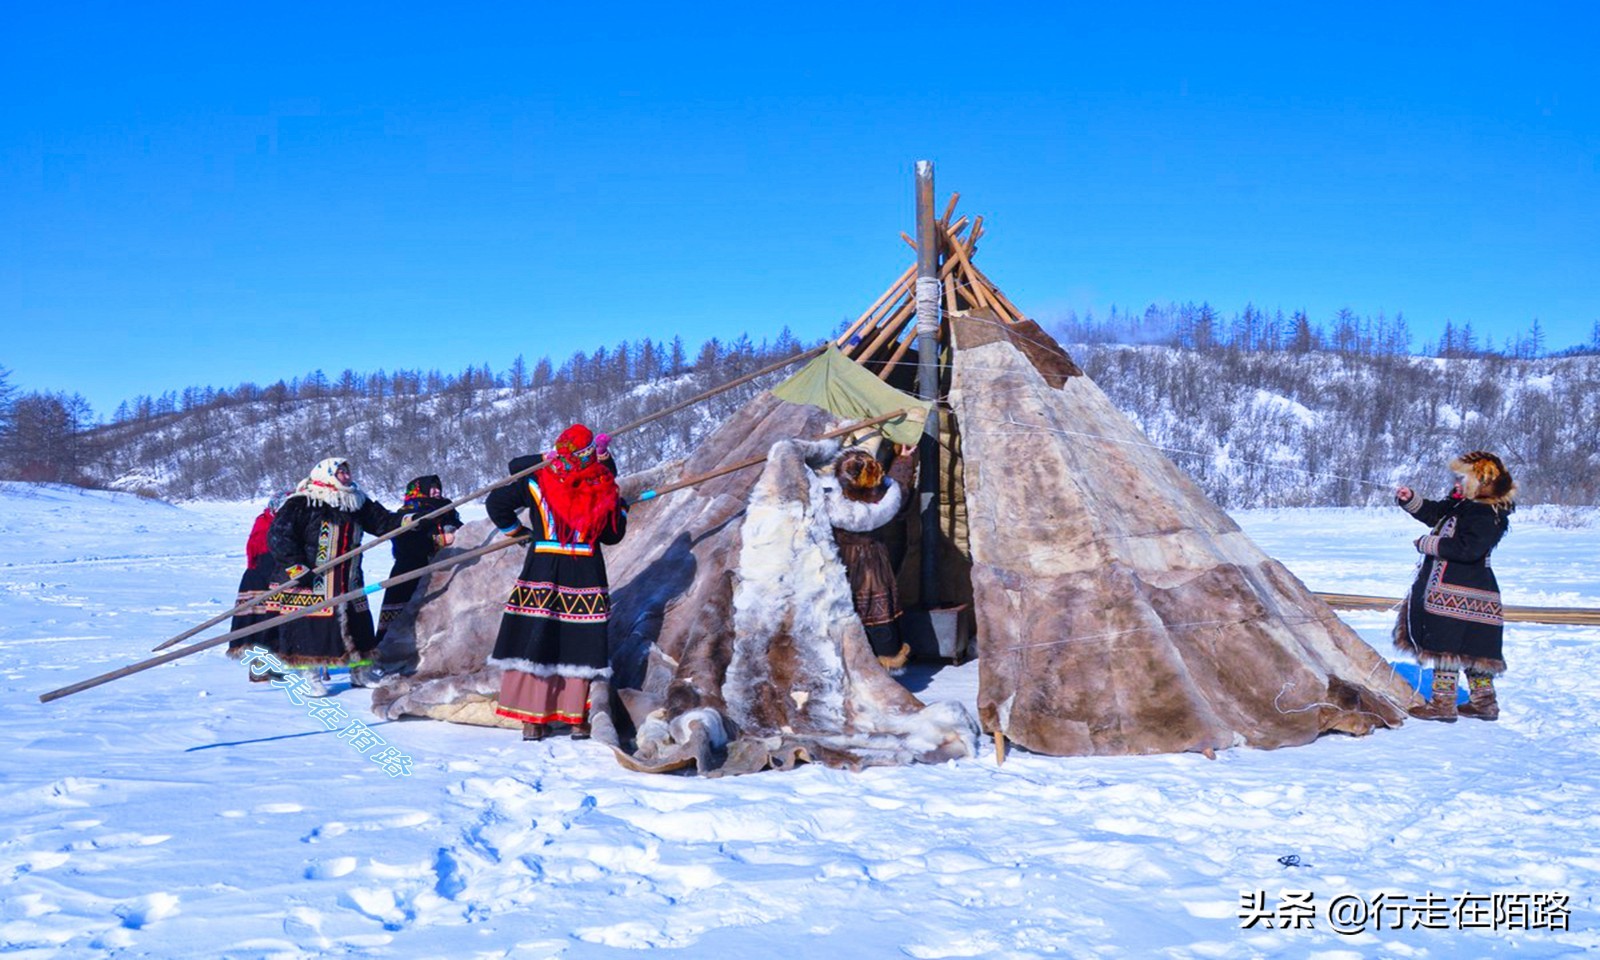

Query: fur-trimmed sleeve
[{"left": 825, "top": 479, "right": 904, "bottom": 533}]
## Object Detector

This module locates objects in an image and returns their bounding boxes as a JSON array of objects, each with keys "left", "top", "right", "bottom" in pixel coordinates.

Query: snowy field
[{"left": 2, "top": 482, "right": 1597, "bottom": 959}]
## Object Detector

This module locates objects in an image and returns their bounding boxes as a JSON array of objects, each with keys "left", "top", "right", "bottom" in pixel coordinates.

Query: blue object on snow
[{"left": 1389, "top": 661, "right": 1471, "bottom": 705}]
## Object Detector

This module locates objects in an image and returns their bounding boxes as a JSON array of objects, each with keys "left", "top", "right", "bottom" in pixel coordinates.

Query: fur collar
[{"left": 822, "top": 477, "right": 902, "bottom": 533}]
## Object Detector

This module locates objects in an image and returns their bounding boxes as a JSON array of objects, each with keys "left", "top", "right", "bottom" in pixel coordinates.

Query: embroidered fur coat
[
  {"left": 485, "top": 454, "right": 628, "bottom": 681},
  {"left": 267, "top": 491, "right": 402, "bottom": 665},
  {"left": 1393, "top": 494, "right": 1511, "bottom": 673}
]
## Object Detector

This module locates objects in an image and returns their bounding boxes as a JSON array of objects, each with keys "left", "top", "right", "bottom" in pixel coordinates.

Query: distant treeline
[
  {"left": 101, "top": 330, "right": 799, "bottom": 426},
  {"left": 1054, "top": 302, "right": 1598, "bottom": 360}
]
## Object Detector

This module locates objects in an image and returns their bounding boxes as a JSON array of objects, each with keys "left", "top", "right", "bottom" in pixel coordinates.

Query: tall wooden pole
[{"left": 914, "top": 160, "right": 941, "bottom": 607}]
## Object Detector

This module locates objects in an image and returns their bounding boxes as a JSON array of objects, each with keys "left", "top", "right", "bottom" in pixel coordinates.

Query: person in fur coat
[
  {"left": 376, "top": 474, "right": 462, "bottom": 645},
  {"left": 486, "top": 424, "right": 628, "bottom": 741},
  {"left": 824, "top": 444, "right": 916, "bottom": 672},
  {"left": 227, "top": 489, "right": 290, "bottom": 681},
  {"left": 1393, "top": 450, "right": 1516, "bottom": 722},
  {"left": 267, "top": 458, "right": 405, "bottom": 693}
]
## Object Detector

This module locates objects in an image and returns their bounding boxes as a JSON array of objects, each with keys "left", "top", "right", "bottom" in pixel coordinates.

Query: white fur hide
[{"left": 715, "top": 438, "right": 976, "bottom": 768}]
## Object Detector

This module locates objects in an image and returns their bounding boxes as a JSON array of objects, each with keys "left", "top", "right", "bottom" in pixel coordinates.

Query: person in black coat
[
  {"left": 375, "top": 474, "right": 463, "bottom": 651},
  {"left": 486, "top": 424, "right": 627, "bottom": 741},
  {"left": 267, "top": 457, "right": 404, "bottom": 694},
  {"left": 1394, "top": 450, "right": 1516, "bottom": 722}
]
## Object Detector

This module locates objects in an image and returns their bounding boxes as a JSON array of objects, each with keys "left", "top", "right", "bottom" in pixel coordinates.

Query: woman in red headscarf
[{"left": 485, "top": 424, "right": 628, "bottom": 741}]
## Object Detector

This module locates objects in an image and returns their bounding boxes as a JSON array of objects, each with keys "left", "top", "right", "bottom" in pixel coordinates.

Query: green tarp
[{"left": 771, "top": 345, "right": 931, "bottom": 446}]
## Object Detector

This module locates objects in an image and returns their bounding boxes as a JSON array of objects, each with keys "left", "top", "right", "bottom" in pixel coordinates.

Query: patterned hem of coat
[{"left": 1393, "top": 599, "right": 1507, "bottom": 675}]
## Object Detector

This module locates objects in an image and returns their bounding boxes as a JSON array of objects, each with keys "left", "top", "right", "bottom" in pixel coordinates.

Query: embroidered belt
[{"left": 533, "top": 541, "right": 594, "bottom": 556}]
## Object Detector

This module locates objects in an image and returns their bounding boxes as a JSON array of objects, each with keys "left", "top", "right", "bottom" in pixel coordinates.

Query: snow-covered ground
[{"left": 2, "top": 483, "right": 1596, "bottom": 958}]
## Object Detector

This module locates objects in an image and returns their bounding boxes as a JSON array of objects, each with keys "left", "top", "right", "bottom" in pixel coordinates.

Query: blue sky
[{"left": 3, "top": 2, "right": 1596, "bottom": 416}]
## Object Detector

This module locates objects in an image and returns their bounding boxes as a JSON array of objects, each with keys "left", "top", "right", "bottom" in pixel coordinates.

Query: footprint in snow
[
  {"left": 115, "top": 892, "right": 180, "bottom": 930},
  {"left": 303, "top": 857, "right": 358, "bottom": 879}
]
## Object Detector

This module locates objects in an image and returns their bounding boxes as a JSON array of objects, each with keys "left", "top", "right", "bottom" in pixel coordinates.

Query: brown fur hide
[{"left": 949, "top": 311, "right": 1416, "bottom": 755}]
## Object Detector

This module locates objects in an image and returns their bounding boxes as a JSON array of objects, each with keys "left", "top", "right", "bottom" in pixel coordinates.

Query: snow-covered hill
[{"left": 1070, "top": 347, "right": 1600, "bottom": 507}]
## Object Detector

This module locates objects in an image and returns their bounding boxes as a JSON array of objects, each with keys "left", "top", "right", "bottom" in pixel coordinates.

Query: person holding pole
[
  {"left": 267, "top": 458, "right": 406, "bottom": 695},
  {"left": 486, "top": 424, "right": 627, "bottom": 741},
  {"left": 376, "top": 474, "right": 462, "bottom": 647}
]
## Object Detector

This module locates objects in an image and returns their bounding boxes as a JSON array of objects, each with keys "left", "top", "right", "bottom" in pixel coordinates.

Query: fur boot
[
  {"left": 876, "top": 642, "right": 911, "bottom": 675},
  {"left": 1459, "top": 672, "right": 1500, "bottom": 721},
  {"left": 1408, "top": 666, "right": 1459, "bottom": 722}
]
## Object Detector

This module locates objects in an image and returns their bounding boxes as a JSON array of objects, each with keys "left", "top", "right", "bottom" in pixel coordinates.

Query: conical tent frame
[{"left": 834, "top": 200, "right": 1033, "bottom": 379}]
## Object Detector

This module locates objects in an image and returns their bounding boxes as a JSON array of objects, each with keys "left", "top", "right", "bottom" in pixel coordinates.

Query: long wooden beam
[
  {"left": 836, "top": 264, "right": 916, "bottom": 348},
  {"left": 1317, "top": 593, "right": 1600, "bottom": 625}
]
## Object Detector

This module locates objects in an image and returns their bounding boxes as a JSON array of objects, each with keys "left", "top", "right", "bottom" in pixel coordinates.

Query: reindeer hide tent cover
[{"left": 371, "top": 205, "right": 1417, "bottom": 774}]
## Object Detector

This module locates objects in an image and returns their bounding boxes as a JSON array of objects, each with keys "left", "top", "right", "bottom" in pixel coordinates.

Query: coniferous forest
[{"left": 2, "top": 306, "right": 1597, "bottom": 507}]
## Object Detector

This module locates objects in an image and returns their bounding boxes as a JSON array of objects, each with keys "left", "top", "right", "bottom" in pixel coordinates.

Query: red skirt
[{"left": 494, "top": 670, "right": 590, "bottom": 725}]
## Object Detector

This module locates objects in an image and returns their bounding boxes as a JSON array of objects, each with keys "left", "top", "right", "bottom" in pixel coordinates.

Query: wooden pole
[
  {"left": 939, "top": 191, "right": 960, "bottom": 228},
  {"left": 852, "top": 298, "right": 918, "bottom": 364},
  {"left": 914, "top": 160, "right": 942, "bottom": 608},
  {"left": 835, "top": 266, "right": 915, "bottom": 349},
  {"left": 1315, "top": 592, "right": 1600, "bottom": 625},
  {"left": 866, "top": 255, "right": 963, "bottom": 376}
]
